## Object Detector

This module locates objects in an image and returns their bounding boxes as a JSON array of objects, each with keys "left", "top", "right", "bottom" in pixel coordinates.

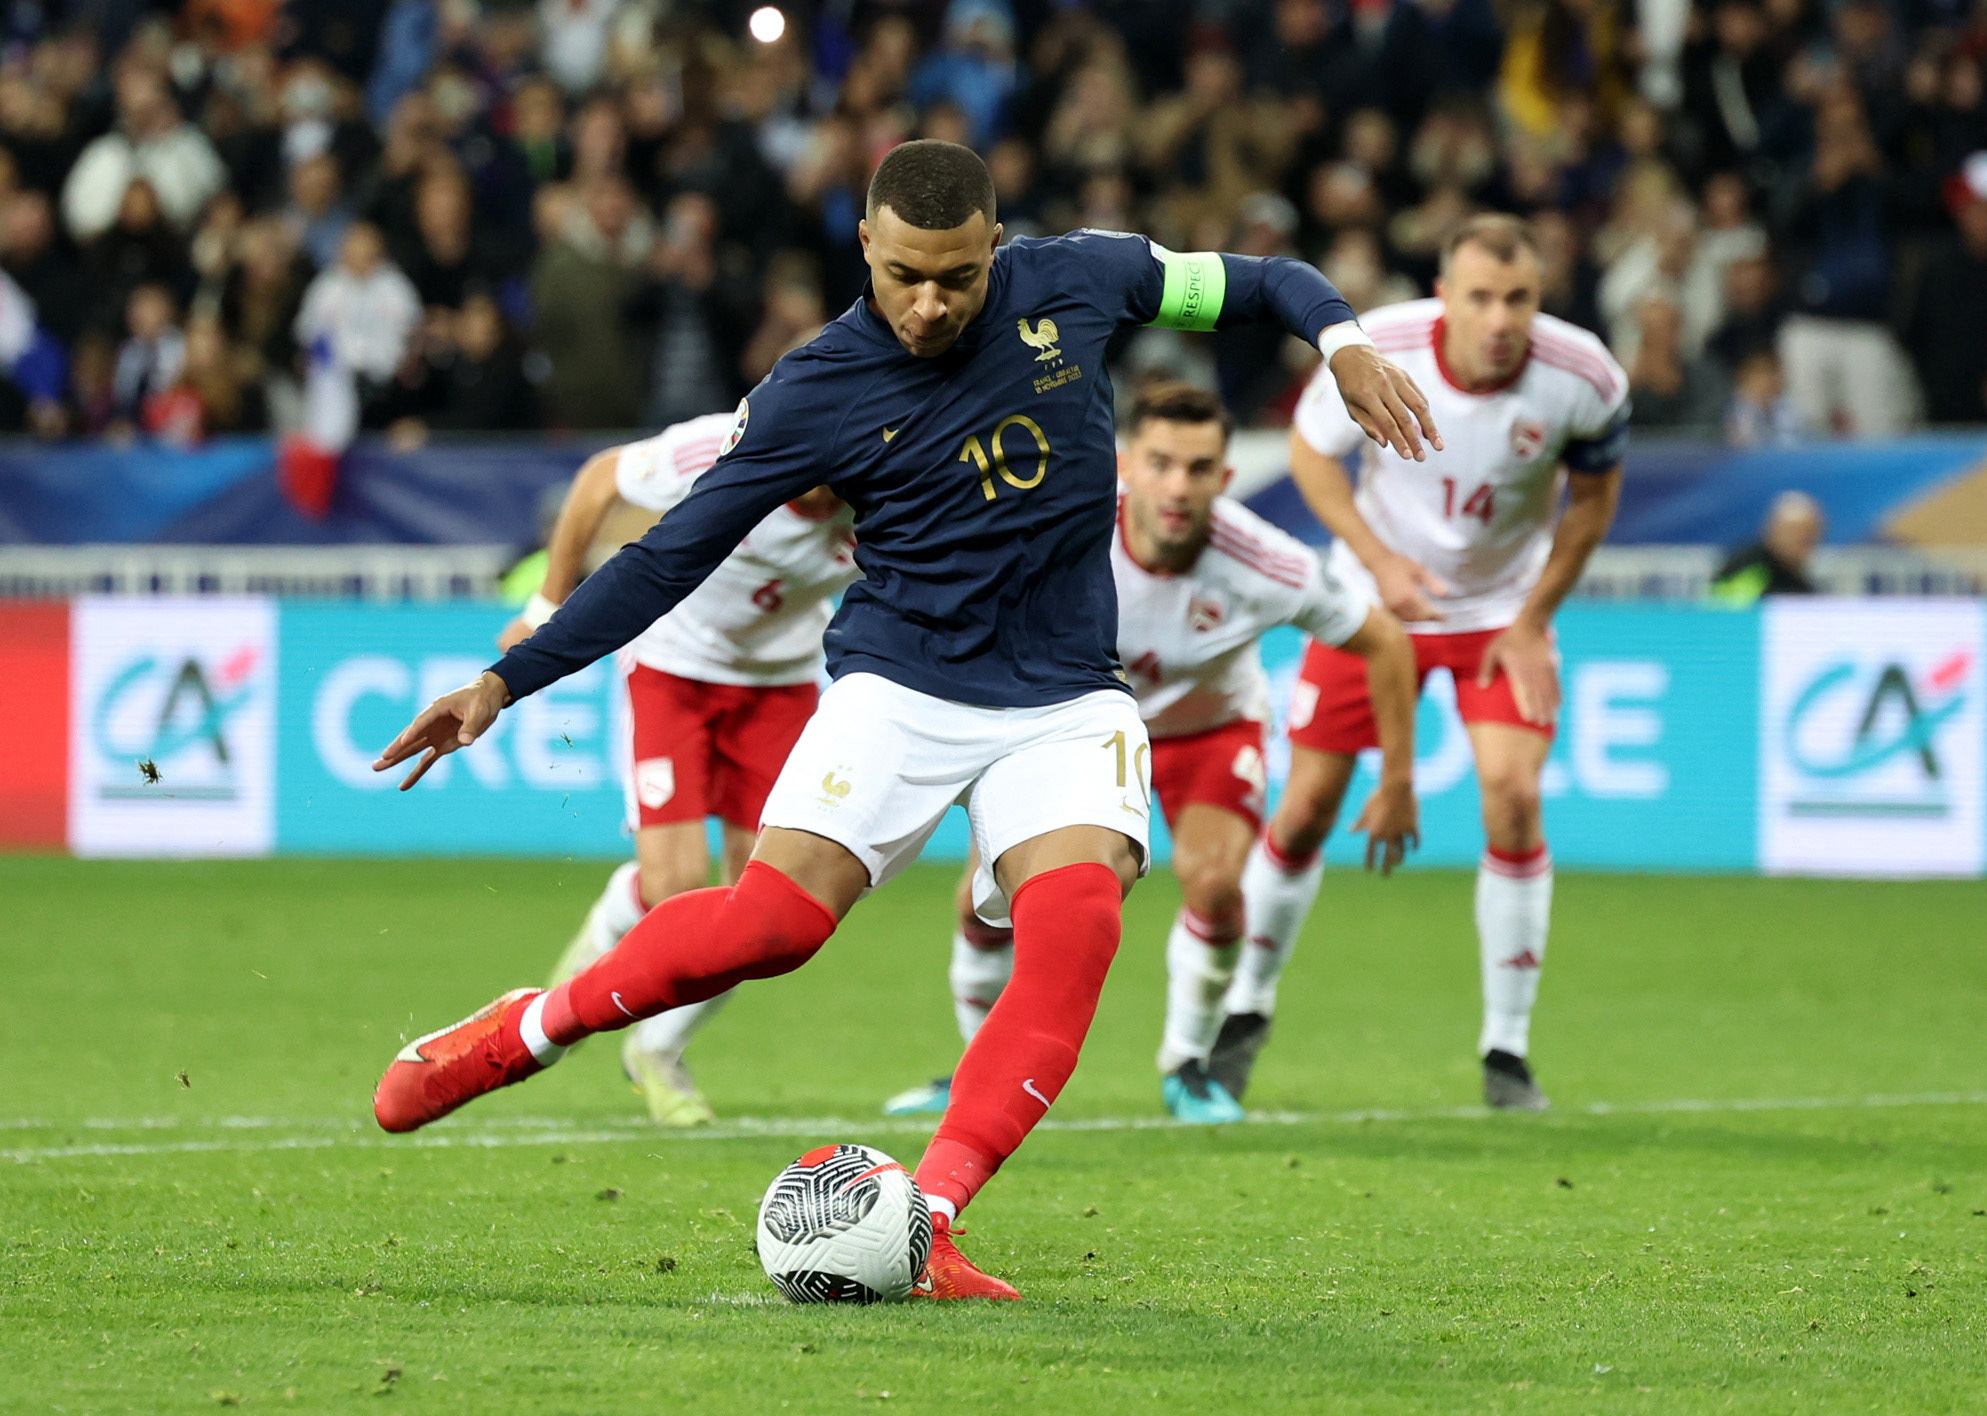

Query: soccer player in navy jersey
[{"left": 369, "top": 141, "right": 1439, "bottom": 1299}]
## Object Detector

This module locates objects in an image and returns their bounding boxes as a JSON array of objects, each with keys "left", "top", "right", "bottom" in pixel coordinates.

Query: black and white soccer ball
[{"left": 755, "top": 1144, "right": 933, "bottom": 1303}]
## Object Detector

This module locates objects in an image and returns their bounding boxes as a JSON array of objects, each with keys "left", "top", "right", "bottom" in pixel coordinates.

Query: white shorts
[{"left": 759, "top": 672, "right": 1151, "bottom": 925}]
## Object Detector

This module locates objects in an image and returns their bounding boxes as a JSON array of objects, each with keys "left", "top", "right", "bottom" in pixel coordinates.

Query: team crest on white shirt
[
  {"left": 1509, "top": 417, "right": 1548, "bottom": 460},
  {"left": 1187, "top": 593, "right": 1226, "bottom": 632}
]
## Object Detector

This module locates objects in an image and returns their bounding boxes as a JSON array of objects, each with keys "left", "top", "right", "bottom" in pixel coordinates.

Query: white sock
[
  {"left": 630, "top": 990, "right": 733, "bottom": 1059},
  {"left": 518, "top": 992, "right": 567, "bottom": 1066},
  {"left": 1157, "top": 908, "right": 1242, "bottom": 1073},
  {"left": 600, "top": 860, "right": 649, "bottom": 931},
  {"left": 1476, "top": 846, "right": 1552, "bottom": 1058},
  {"left": 1225, "top": 837, "right": 1325, "bottom": 1018},
  {"left": 928, "top": 1195, "right": 958, "bottom": 1224},
  {"left": 561, "top": 861, "right": 648, "bottom": 979},
  {"left": 949, "top": 925, "right": 1013, "bottom": 1045}
]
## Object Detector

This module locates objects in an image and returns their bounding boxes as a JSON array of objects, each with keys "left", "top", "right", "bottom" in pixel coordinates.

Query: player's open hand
[
  {"left": 1326, "top": 344, "right": 1443, "bottom": 462},
  {"left": 1478, "top": 620, "right": 1559, "bottom": 726},
  {"left": 496, "top": 615, "right": 534, "bottom": 652},
  {"left": 374, "top": 671, "right": 511, "bottom": 791},
  {"left": 1371, "top": 551, "right": 1452, "bottom": 623},
  {"left": 1351, "top": 778, "right": 1419, "bottom": 876}
]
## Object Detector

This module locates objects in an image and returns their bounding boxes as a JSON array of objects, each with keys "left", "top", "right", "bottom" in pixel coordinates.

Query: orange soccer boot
[
  {"left": 914, "top": 1217, "right": 1021, "bottom": 1301},
  {"left": 373, "top": 988, "right": 549, "bottom": 1133}
]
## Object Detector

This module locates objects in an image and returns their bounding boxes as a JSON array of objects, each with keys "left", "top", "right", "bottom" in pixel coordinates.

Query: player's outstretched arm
[
  {"left": 1319, "top": 341, "right": 1441, "bottom": 463},
  {"left": 1288, "top": 432, "right": 1451, "bottom": 622},
  {"left": 1338, "top": 607, "right": 1419, "bottom": 874},
  {"left": 1479, "top": 465, "right": 1623, "bottom": 726},
  {"left": 1113, "top": 236, "right": 1440, "bottom": 460},
  {"left": 491, "top": 381, "right": 829, "bottom": 706},
  {"left": 373, "top": 670, "right": 510, "bottom": 790},
  {"left": 380, "top": 393, "right": 823, "bottom": 788},
  {"left": 497, "top": 449, "right": 625, "bottom": 652}
]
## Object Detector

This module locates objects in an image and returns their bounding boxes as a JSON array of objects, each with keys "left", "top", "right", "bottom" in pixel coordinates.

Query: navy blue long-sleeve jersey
[{"left": 492, "top": 230, "right": 1356, "bottom": 708}]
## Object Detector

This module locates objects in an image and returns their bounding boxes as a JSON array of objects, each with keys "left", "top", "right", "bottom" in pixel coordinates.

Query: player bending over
[
  {"left": 369, "top": 141, "right": 1437, "bottom": 1300},
  {"left": 496, "top": 417, "right": 855, "bottom": 1125},
  {"left": 1214, "top": 214, "right": 1627, "bottom": 1112},
  {"left": 884, "top": 382, "right": 1420, "bottom": 1124}
]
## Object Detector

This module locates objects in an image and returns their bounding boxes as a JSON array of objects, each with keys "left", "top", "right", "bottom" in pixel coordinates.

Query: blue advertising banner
[
  {"left": 258, "top": 599, "right": 1982, "bottom": 876},
  {"left": 1257, "top": 607, "right": 1760, "bottom": 872},
  {"left": 271, "top": 601, "right": 1761, "bottom": 870},
  {"left": 278, "top": 603, "right": 628, "bottom": 855}
]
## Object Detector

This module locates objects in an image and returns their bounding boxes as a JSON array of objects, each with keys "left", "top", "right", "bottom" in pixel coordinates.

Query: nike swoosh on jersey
[
  {"left": 882, "top": 426, "right": 899, "bottom": 442},
  {"left": 611, "top": 991, "right": 634, "bottom": 1017},
  {"left": 1021, "top": 1078, "right": 1051, "bottom": 1106}
]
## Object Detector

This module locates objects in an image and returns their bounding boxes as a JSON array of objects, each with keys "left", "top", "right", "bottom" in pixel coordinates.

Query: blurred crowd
[{"left": 0, "top": 0, "right": 1984, "bottom": 448}]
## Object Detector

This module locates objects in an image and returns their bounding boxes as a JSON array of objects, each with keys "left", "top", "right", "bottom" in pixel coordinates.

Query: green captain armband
[{"left": 1147, "top": 247, "right": 1227, "bottom": 332}]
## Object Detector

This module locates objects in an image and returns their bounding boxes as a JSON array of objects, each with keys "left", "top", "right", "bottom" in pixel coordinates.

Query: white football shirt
[
  {"left": 1293, "top": 299, "right": 1629, "bottom": 634},
  {"left": 609, "top": 412, "right": 858, "bottom": 686},
  {"left": 1114, "top": 493, "right": 1367, "bottom": 740}
]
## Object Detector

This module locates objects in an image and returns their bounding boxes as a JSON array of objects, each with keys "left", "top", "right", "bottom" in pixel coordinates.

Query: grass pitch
[{"left": 3, "top": 856, "right": 1984, "bottom": 1414}]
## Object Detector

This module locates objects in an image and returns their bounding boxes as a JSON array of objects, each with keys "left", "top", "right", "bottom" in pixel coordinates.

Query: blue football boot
[
  {"left": 883, "top": 1075, "right": 953, "bottom": 1116},
  {"left": 1162, "top": 1059, "right": 1245, "bottom": 1123}
]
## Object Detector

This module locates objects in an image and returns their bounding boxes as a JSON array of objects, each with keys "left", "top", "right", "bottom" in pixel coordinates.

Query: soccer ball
[{"left": 755, "top": 1144, "right": 933, "bottom": 1303}]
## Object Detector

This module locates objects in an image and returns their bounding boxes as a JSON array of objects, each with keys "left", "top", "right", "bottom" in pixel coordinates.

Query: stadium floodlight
[{"left": 749, "top": 6, "right": 786, "bottom": 43}]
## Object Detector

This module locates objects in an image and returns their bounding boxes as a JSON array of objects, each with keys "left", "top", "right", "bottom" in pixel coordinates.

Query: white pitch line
[{"left": 4, "top": 1091, "right": 1985, "bottom": 1165}]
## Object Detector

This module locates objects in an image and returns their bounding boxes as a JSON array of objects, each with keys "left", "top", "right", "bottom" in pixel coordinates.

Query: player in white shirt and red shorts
[
  {"left": 886, "top": 383, "right": 1421, "bottom": 1123},
  {"left": 497, "top": 411, "right": 856, "bottom": 1125},
  {"left": 1214, "top": 215, "right": 1629, "bottom": 1111}
]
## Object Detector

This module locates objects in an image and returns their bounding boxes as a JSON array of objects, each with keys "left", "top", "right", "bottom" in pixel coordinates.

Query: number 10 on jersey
[{"left": 960, "top": 415, "right": 1052, "bottom": 500}]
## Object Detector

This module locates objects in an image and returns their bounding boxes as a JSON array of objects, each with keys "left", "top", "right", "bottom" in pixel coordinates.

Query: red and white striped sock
[
  {"left": 1476, "top": 843, "right": 1553, "bottom": 1057},
  {"left": 560, "top": 861, "right": 647, "bottom": 979},
  {"left": 949, "top": 914, "right": 1014, "bottom": 1044},
  {"left": 1226, "top": 832, "right": 1325, "bottom": 1018},
  {"left": 1158, "top": 905, "right": 1244, "bottom": 1072}
]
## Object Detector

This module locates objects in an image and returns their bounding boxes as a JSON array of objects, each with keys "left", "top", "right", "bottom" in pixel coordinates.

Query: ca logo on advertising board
[
  {"left": 1760, "top": 599, "right": 1984, "bottom": 876},
  {"left": 69, "top": 597, "right": 277, "bottom": 856}
]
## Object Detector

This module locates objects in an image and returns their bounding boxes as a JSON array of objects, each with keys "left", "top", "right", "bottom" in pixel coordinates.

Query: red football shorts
[
  {"left": 1287, "top": 627, "right": 1554, "bottom": 756},
  {"left": 623, "top": 665, "right": 818, "bottom": 832},
  {"left": 1148, "top": 719, "right": 1269, "bottom": 832}
]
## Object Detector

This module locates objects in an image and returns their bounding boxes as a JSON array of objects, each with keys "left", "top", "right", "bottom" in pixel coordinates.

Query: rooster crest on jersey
[
  {"left": 1017, "top": 317, "right": 1062, "bottom": 362},
  {"left": 756, "top": 1144, "right": 934, "bottom": 1303}
]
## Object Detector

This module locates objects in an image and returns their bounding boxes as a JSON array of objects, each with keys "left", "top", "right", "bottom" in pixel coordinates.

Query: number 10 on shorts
[{"left": 1104, "top": 730, "right": 1150, "bottom": 797}]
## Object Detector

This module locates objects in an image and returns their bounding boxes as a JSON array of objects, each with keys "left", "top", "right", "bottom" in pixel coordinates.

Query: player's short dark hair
[
  {"left": 865, "top": 140, "right": 997, "bottom": 230},
  {"left": 1440, "top": 213, "right": 1541, "bottom": 274},
  {"left": 1127, "top": 382, "right": 1232, "bottom": 442}
]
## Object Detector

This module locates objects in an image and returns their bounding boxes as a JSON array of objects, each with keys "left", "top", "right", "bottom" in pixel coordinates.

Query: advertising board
[
  {"left": 68, "top": 597, "right": 277, "bottom": 856},
  {"left": 276, "top": 604, "right": 628, "bottom": 855},
  {"left": 1759, "top": 600, "right": 1984, "bottom": 876},
  {"left": 0, "top": 597, "right": 1975, "bottom": 877}
]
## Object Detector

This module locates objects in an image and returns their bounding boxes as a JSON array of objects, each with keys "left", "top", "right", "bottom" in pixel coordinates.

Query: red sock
[
  {"left": 540, "top": 860, "right": 835, "bottom": 1044},
  {"left": 915, "top": 861, "right": 1122, "bottom": 1216}
]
